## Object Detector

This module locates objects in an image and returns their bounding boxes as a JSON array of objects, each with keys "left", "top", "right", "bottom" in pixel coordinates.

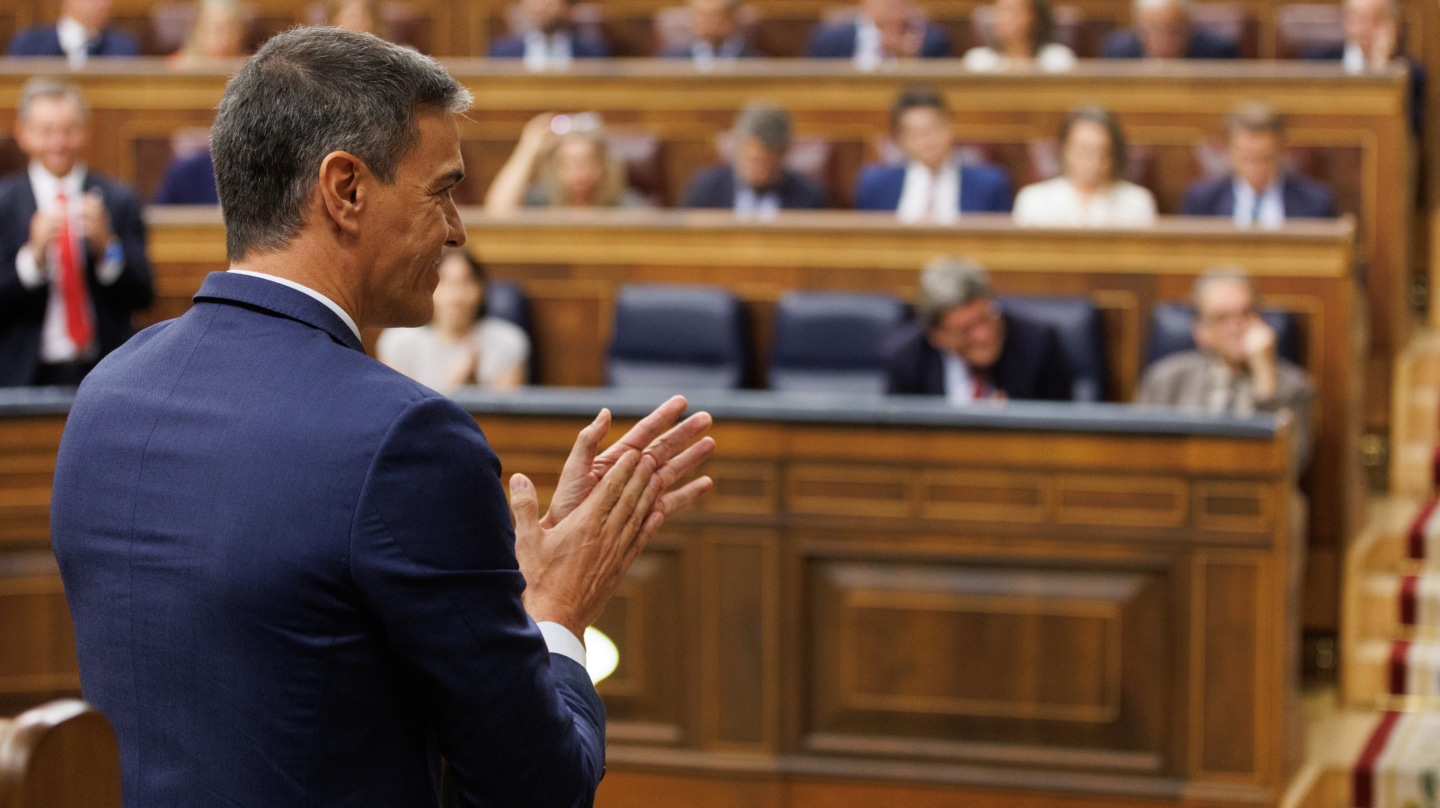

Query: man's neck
[{"left": 233, "top": 243, "right": 365, "bottom": 329}]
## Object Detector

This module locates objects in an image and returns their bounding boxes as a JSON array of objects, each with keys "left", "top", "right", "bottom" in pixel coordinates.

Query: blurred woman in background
[
  {"left": 962, "top": 0, "right": 1076, "bottom": 71},
  {"left": 484, "top": 112, "right": 646, "bottom": 212},
  {"left": 1013, "top": 106, "right": 1157, "bottom": 226}
]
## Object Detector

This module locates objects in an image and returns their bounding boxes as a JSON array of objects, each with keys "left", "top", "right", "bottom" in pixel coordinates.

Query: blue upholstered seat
[
  {"left": 768, "top": 292, "right": 908, "bottom": 393},
  {"left": 606, "top": 284, "right": 748, "bottom": 390},
  {"left": 998, "top": 296, "right": 1107, "bottom": 402}
]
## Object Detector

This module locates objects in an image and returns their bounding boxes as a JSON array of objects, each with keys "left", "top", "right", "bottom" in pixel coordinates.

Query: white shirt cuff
[
  {"left": 96, "top": 241, "right": 124, "bottom": 286},
  {"left": 15, "top": 245, "right": 46, "bottom": 289},
  {"left": 537, "top": 621, "right": 587, "bottom": 669}
]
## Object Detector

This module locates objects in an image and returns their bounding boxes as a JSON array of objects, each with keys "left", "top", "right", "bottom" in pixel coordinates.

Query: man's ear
[{"left": 317, "top": 151, "right": 366, "bottom": 235}]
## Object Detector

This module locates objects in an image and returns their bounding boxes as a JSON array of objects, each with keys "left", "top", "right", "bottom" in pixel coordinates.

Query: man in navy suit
[
  {"left": 50, "top": 28, "right": 714, "bottom": 808},
  {"left": 151, "top": 147, "right": 219, "bottom": 205},
  {"left": 885, "top": 257, "right": 1074, "bottom": 401},
  {"left": 1181, "top": 102, "right": 1335, "bottom": 226},
  {"left": 682, "top": 105, "right": 827, "bottom": 214},
  {"left": 0, "top": 76, "right": 152, "bottom": 387},
  {"left": 6, "top": 0, "right": 140, "bottom": 65},
  {"left": 489, "top": 0, "right": 610, "bottom": 67},
  {"left": 658, "top": 0, "right": 760, "bottom": 62},
  {"left": 854, "top": 86, "right": 1012, "bottom": 221},
  {"left": 1100, "top": 0, "right": 1238, "bottom": 58},
  {"left": 1299, "top": 0, "right": 1424, "bottom": 135},
  {"left": 807, "top": 0, "right": 950, "bottom": 65}
]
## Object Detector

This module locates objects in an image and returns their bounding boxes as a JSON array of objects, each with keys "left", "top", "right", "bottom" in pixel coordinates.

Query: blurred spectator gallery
[
  {"left": 7, "top": 0, "right": 140, "bottom": 65},
  {"left": 1181, "top": 102, "right": 1335, "bottom": 226},
  {"left": 168, "top": 0, "right": 248, "bottom": 69},
  {"left": 329, "top": 0, "right": 382, "bottom": 35},
  {"left": 884, "top": 257, "right": 1074, "bottom": 401},
  {"left": 1137, "top": 268, "right": 1314, "bottom": 467},
  {"left": 660, "top": 0, "right": 759, "bottom": 64},
  {"left": 0, "top": 77, "right": 153, "bottom": 386},
  {"left": 681, "top": 105, "right": 828, "bottom": 215},
  {"left": 484, "top": 113, "right": 646, "bottom": 212},
  {"left": 490, "top": 0, "right": 610, "bottom": 69},
  {"left": 1101, "top": 0, "right": 1238, "bottom": 59},
  {"left": 855, "top": 86, "right": 1012, "bottom": 222},
  {"left": 962, "top": 0, "right": 1076, "bottom": 72},
  {"left": 378, "top": 249, "right": 530, "bottom": 394},
  {"left": 1301, "top": 0, "right": 1424, "bottom": 134},
  {"left": 1013, "top": 106, "right": 1157, "bottom": 227},
  {"left": 807, "top": 0, "right": 951, "bottom": 67}
]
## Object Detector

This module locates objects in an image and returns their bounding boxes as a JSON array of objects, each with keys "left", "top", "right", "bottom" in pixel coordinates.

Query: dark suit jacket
[
  {"left": 488, "top": 32, "right": 610, "bottom": 58},
  {"left": 658, "top": 39, "right": 760, "bottom": 59},
  {"left": 6, "top": 24, "right": 140, "bottom": 57},
  {"left": 806, "top": 20, "right": 951, "bottom": 58},
  {"left": 152, "top": 149, "right": 219, "bottom": 205},
  {"left": 883, "top": 312, "right": 1075, "bottom": 400},
  {"left": 51, "top": 271, "right": 606, "bottom": 807},
  {"left": 681, "top": 164, "right": 828, "bottom": 210},
  {"left": 1302, "top": 44, "right": 1425, "bottom": 135},
  {"left": 1180, "top": 174, "right": 1336, "bottom": 219},
  {"left": 1100, "top": 27, "right": 1238, "bottom": 58},
  {"left": 0, "top": 171, "right": 153, "bottom": 386},
  {"left": 853, "top": 162, "right": 1013, "bottom": 213}
]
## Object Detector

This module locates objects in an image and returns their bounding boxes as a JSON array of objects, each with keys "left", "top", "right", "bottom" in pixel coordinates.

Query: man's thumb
[{"left": 509, "top": 473, "right": 542, "bottom": 533}]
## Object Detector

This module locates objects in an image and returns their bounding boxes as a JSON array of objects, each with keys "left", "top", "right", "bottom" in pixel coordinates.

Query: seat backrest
[
  {"left": 998, "top": 295, "right": 1107, "bottom": 402},
  {"left": 1146, "top": 302, "right": 1303, "bottom": 366},
  {"left": 1189, "top": 2, "right": 1256, "bottom": 56},
  {"left": 485, "top": 280, "right": 530, "bottom": 334},
  {"left": 1275, "top": 3, "right": 1345, "bottom": 58},
  {"left": 768, "top": 292, "right": 908, "bottom": 393},
  {"left": 607, "top": 131, "right": 666, "bottom": 205},
  {"left": 607, "top": 284, "right": 748, "bottom": 391},
  {"left": 0, "top": 700, "right": 121, "bottom": 808}
]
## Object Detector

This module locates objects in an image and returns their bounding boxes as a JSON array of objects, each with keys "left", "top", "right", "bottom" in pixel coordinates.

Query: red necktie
[{"left": 55, "top": 191, "right": 94, "bottom": 352}]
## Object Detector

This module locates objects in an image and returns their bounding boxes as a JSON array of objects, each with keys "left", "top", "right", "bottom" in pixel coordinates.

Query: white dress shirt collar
[
  {"left": 227, "top": 270, "right": 362, "bottom": 340},
  {"left": 897, "top": 160, "right": 960, "bottom": 224},
  {"left": 56, "top": 16, "right": 91, "bottom": 67},
  {"left": 523, "top": 30, "right": 573, "bottom": 70},
  {"left": 1342, "top": 41, "right": 1367, "bottom": 74},
  {"left": 941, "top": 351, "right": 977, "bottom": 405},
  {"left": 854, "top": 15, "right": 884, "bottom": 70},
  {"left": 1231, "top": 176, "right": 1285, "bottom": 229},
  {"left": 28, "top": 161, "right": 85, "bottom": 207}
]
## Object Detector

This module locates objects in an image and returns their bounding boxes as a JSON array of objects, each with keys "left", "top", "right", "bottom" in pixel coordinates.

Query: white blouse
[
  {"left": 1012, "top": 177, "right": 1158, "bottom": 227},
  {"left": 962, "top": 42, "right": 1077, "bottom": 73}
]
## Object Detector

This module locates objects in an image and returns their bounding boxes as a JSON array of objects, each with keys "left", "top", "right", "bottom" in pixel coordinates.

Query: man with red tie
[{"left": 0, "top": 76, "right": 152, "bottom": 386}]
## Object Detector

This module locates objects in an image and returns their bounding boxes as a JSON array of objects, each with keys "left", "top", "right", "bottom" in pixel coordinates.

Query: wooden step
[
  {"left": 1346, "top": 639, "right": 1440, "bottom": 708},
  {"left": 1352, "top": 573, "right": 1440, "bottom": 643}
]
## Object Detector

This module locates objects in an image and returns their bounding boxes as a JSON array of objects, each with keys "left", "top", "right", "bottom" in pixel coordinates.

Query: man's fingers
[
  {"left": 597, "top": 396, "right": 688, "bottom": 463},
  {"left": 508, "top": 473, "right": 542, "bottom": 541},
  {"left": 654, "top": 476, "right": 714, "bottom": 519},
  {"left": 607, "top": 454, "right": 658, "bottom": 549},
  {"left": 587, "top": 449, "right": 641, "bottom": 517},
  {"left": 558, "top": 409, "right": 610, "bottom": 483},
  {"left": 655, "top": 436, "right": 716, "bottom": 489},
  {"left": 641, "top": 411, "right": 713, "bottom": 467}
]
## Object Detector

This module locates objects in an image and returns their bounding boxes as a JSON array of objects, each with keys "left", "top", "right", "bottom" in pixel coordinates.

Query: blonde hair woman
[{"left": 484, "top": 112, "right": 645, "bottom": 212}]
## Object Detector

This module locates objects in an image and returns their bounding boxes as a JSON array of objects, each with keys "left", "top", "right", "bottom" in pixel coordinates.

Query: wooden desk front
[
  {"left": 143, "top": 209, "right": 1360, "bottom": 631},
  {"left": 0, "top": 390, "right": 1298, "bottom": 808},
  {"left": 0, "top": 60, "right": 1412, "bottom": 354}
]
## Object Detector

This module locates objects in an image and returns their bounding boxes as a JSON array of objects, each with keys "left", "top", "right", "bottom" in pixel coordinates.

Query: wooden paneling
[{"left": 0, "top": 400, "right": 1298, "bottom": 807}]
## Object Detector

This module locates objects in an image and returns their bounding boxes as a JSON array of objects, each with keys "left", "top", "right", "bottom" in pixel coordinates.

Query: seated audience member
[
  {"left": 1013, "top": 106, "right": 1157, "bottom": 227},
  {"left": 1181, "top": 102, "right": 1335, "bottom": 226},
  {"left": 660, "top": 0, "right": 759, "bottom": 64},
  {"left": 963, "top": 0, "right": 1076, "bottom": 72},
  {"left": 152, "top": 147, "right": 218, "bottom": 205},
  {"left": 807, "top": 0, "right": 951, "bottom": 66},
  {"left": 490, "top": 0, "right": 610, "bottom": 68},
  {"left": 327, "top": 0, "right": 382, "bottom": 35},
  {"left": 167, "top": 0, "right": 247, "bottom": 69},
  {"left": 1101, "top": 0, "right": 1238, "bottom": 59},
  {"left": 682, "top": 105, "right": 828, "bottom": 215},
  {"left": 1137, "top": 268, "right": 1314, "bottom": 466},
  {"left": 7, "top": 0, "right": 141, "bottom": 65},
  {"left": 855, "top": 86, "right": 1013, "bottom": 222},
  {"left": 378, "top": 249, "right": 531, "bottom": 394},
  {"left": 0, "top": 77, "right": 153, "bottom": 387},
  {"left": 485, "top": 112, "right": 646, "bottom": 212},
  {"left": 885, "top": 257, "right": 1074, "bottom": 401},
  {"left": 1301, "top": 0, "right": 1424, "bottom": 134}
]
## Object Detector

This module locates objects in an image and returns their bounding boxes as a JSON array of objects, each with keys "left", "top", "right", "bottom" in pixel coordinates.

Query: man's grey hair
[
  {"left": 17, "top": 76, "right": 87, "bottom": 122},
  {"left": 917, "top": 256, "right": 993, "bottom": 328},
  {"left": 211, "top": 27, "right": 473, "bottom": 261},
  {"left": 733, "top": 104, "right": 791, "bottom": 154},
  {"left": 1191, "top": 266, "right": 1260, "bottom": 312}
]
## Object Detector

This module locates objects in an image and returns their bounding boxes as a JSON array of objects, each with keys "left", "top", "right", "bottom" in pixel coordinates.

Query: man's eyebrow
[{"left": 436, "top": 168, "right": 465, "bottom": 188}]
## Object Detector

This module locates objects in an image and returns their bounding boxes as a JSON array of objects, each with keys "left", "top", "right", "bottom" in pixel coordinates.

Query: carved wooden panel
[
  {"left": 0, "top": 553, "right": 80, "bottom": 716},
  {"left": 597, "top": 547, "right": 687, "bottom": 746},
  {"left": 700, "top": 530, "right": 779, "bottom": 751},
  {"left": 0, "top": 417, "right": 62, "bottom": 548}
]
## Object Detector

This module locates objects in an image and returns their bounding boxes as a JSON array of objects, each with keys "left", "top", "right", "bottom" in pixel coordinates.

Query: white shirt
[
  {"left": 376, "top": 319, "right": 531, "bottom": 392},
  {"left": 55, "top": 16, "right": 92, "bottom": 68},
  {"left": 690, "top": 36, "right": 747, "bottom": 70},
  {"left": 1231, "top": 177, "right": 1285, "bottom": 229},
  {"left": 734, "top": 179, "right": 781, "bottom": 220},
  {"left": 1012, "top": 177, "right": 1157, "bottom": 227},
  {"left": 897, "top": 160, "right": 960, "bottom": 224},
  {"left": 942, "top": 351, "right": 978, "bottom": 405},
  {"left": 522, "top": 30, "right": 573, "bottom": 71},
  {"left": 962, "top": 43, "right": 1077, "bottom": 73},
  {"left": 16, "top": 162, "right": 125, "bottom": 364},
  {"left": 228, "top": 271, "right": 585, "bottom": 668},
  {"left": 1343, "top": 41, "right": 1367, "bottom": 73},
  {"left": 853, "top": 15, "right": 885, "bottom": 70}
]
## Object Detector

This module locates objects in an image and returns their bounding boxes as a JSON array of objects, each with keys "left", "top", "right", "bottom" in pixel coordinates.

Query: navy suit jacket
[
  {"left": 6, "top": 24, "right": 140, "bottom": 57},
  {"left": 1100, "top": 27, "right": 1238, "bottom": 58},
  {"left": 50, "top": 272, "right": 606, "bottom": 807},
  {"left": 806, "top": 20, "right": 951, "bottom": 58},
  {"left": 1180, "top": 174, "right": 1336, "bottom": 220},
  {"left": 0, "top": 170, "right": 153, "bottom": 386},
  {"left": 489, "top": 32, "right": 610, "bottom": 58},
  {"left": 658, "top": 39, "right": 760, "bottom": 59},
  {"left": 883, "top": 312, "right": 1075, "bottom": 400},
  {"left": 854, "top": 162, "right": 1013, "bottom": 213},
  {"left": 681, "top": 164, "right": 828, "bottom": 209},
  {"left": 152, "top": 149, "right": 219, "bottom": 205}
]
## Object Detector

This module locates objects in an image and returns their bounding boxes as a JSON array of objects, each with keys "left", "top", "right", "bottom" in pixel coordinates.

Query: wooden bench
[{"left": 0, "top": 699, "right": 121, "bottom": 808}]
